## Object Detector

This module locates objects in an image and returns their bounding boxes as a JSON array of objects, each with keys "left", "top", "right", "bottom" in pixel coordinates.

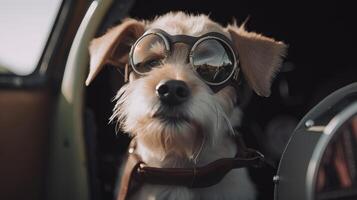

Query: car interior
[
  {"left": 0, "top": 0, "right": 356, "bottom": 200},
  {"left": 84, "top": 1, "right": 357, "bottom": 199}
]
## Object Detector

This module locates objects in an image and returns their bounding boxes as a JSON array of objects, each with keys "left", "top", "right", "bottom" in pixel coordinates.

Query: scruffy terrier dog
[{"left": 86, "top": 12, "right": 286, "bottom": 200}]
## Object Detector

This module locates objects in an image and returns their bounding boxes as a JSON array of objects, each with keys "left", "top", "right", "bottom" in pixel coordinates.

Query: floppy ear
[
  {"left": 86, "top": 19, "right": 145, "bottom": 85},
  {"left": 227, "top": 24, "right": 287, "bottom": 97}
]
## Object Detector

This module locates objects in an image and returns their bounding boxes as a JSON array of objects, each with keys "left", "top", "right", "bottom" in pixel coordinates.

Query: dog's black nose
[{"left": 156, "top": 80, "right": 190, "bottom": 105}]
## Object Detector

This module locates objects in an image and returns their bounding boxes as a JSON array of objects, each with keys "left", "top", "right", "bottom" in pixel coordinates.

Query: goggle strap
[
  {"left": 107, "top": 58, "right": 130, "bottom": 83},
  {"left": 125, "top": 63, "right": 130, "bottom": 83},
  {"left": 233, "top": 67, "right": 240, "bottom": 81},
  {"left": 107, "top": 58, "right": 121, "bottom": 67}
]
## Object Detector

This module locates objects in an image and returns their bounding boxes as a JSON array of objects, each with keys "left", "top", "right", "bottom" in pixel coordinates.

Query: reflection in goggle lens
[{"left": 192, "top": 39, "right": 234, "bottom": 84}]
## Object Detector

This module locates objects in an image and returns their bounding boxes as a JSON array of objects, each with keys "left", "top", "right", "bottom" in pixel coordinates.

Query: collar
[{"left": 117, "top": 132, "right": 267, "bottom": 200}]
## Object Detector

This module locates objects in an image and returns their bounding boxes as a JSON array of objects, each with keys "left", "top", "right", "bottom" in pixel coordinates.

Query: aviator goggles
[{"left": 129, "top": 29, "right": 240, "bottom": 86}]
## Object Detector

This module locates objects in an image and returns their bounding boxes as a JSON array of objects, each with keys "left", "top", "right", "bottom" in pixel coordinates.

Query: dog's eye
[
  {"left": 133, "top": 54, "right": 165, "bottom": 74},
  {"left": 143, "top": 59, "right": 163, "bottom": 68}
]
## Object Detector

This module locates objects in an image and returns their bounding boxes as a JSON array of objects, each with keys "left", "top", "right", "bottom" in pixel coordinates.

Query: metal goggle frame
[{"left": 129, "top": 29, "right": 240, "bottom": 86}]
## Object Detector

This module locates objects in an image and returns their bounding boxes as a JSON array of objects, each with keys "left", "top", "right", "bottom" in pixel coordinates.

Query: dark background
[{"left": 86, "top": 1, "right": 357, "bottom": 199}]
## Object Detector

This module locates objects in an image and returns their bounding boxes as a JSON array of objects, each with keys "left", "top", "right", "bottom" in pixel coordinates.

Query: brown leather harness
[{"left": 117, "top": 133, "right": 267, "bottom": 200}]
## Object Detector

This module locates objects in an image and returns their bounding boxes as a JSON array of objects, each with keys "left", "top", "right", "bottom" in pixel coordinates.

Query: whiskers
[{"left": 109, "top": 70, "right": 238, "bottom": 167}]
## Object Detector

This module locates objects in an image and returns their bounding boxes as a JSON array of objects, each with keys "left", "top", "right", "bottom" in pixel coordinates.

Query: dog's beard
[{"left": 111, "top": 77, "right": 234, "bottom": 162}]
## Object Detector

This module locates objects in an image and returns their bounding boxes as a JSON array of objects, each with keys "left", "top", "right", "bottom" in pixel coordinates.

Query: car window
[{"left": 0, "top": 0, "right": 63, "bottom": 76}]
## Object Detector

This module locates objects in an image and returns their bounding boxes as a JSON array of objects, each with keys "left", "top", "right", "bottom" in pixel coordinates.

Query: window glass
[{"left": 0, "top": 0, "right": 63, "bottom": 75}]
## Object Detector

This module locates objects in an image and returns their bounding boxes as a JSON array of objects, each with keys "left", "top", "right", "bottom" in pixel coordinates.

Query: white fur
[
  {"left": 87, "top": 11, "right": 286, "bottom": 199},
  {"left": 109, "top": 12, "right": 257, "bottom": 200}
]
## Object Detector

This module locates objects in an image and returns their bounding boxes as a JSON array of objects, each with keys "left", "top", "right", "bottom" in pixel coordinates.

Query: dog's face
[{"left": 86, "top": 12, "right": 286, "bottom": 161}]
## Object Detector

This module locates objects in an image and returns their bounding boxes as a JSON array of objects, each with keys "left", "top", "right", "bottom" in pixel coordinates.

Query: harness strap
[{"left": 117, "top": 134, "right": 266, "bottom": 200}]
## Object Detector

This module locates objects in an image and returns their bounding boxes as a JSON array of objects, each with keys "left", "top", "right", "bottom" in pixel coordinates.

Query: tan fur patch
[{"left": 227, "top": 24, "right": 287, "bottom": 96}]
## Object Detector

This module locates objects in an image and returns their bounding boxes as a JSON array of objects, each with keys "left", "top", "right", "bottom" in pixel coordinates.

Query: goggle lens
[
  {"left": 191, "top": 39, "right": 235, "bottom": 84},
  {"left": 131, "top": 34, "right": 167, "bottom": 74}
]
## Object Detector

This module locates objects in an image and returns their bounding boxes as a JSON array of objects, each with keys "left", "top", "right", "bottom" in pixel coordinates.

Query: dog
[{"left": 86, "top": 12, "right": 286, "bottom": 200}]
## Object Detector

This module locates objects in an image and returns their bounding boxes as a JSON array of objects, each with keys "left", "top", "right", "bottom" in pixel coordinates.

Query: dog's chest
[{"left": 126, "top": 134, "right": 257, "bottom": 199}]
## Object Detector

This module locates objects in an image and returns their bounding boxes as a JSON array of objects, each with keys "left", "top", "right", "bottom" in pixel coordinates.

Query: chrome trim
[
  {"left": 47, "top": 1, "right": 113, "bottom": 200},
  {"left": 306, "top": 101, "right": 357, "bottom": 200}
]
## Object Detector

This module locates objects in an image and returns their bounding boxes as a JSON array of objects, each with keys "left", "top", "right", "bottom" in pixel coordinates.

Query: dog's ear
[
  {"left": 227, "top": 24, "right": 287, "bottom": 97},
  {"left": 86, "top": 19, "right": 145, "bottom": 85}
]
